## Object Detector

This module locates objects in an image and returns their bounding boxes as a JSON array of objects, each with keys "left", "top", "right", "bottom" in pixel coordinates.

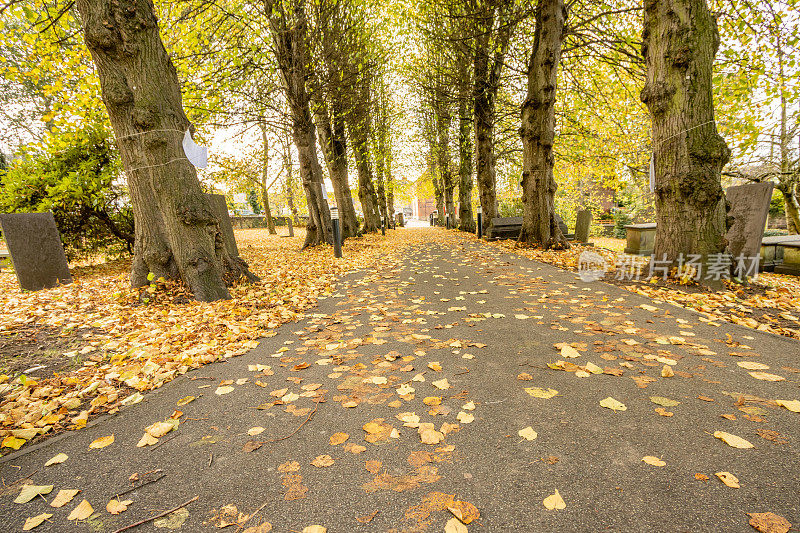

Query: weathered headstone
[
  {"left": 725, "top": 182, "right": 774, "bottom": 271},
  {"left": 0, "top": 212, "right": 72, "bottom": 291},
  {"left": 554, "top": 214, "right": 571, "bottom": 238},
  {"left": 574, "top": 209, "right": 592, "bottom": 244},
  {"left": 624, "top": 223, "right": 657, "bottom": 256},
  {"left": 206, "top": 193, "right": 239, "bottom": 258}
]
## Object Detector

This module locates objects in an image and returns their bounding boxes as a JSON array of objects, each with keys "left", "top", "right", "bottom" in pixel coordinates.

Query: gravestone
[
  {"left": 624, "top": 223, "right": 657, "bottom": 256},
  {"left": 0, "top": 212, "right": 72, "bottom": 291},
  {"left": 775, "top": 242, "right": 800, "bottom": 276},
  {"left": 489, "top": 217, "right": 522, "bottom": 240},
  {"left": 725, "top": 182, "right": 773, "bottom": 272},
  {"left": 574, "top": 209, "right": 592, "bottom": 244},
  {"left": 206, "top": 194, "right": 239, "bottom": 258},
  {"left": 554, "top": 214, "right": 571, "bottom": 238}
]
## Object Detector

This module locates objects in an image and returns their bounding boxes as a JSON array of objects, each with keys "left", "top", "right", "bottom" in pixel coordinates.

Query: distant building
[{"left": 413, "top": 197, "right": 436, "bottom": 220}]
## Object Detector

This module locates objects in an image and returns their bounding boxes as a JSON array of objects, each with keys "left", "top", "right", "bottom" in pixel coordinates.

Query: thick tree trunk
[
  {"left": 375, "top": 160, "right": 388, "bottom": 222},
  {"left": 436, "top": 106, "right": 455, "bottom": 226},
  {"left": 347, "top": 90, "right": 381, "bottom": 232},
  {"left": 260, "top": 122, "right": 277, "bottom": 235},
  {"left": 282, "top": 136, "right": 300, "bottom": 225},
  {"left": 315, "top": 101, "right": 359, "bottom": 238},
  {"left": 386, "top": 162, "right": 395, "bottom": 224},
  {"left": 473, "top": 36, "right": 497, "bottom": 236},
  {"left": 76, "top": 0, "right": 255, "bottom": 301},
  {"left": 641, "top": 0, "right": 731, "bottom": 275},
  {"left": 778, "top": 183, "right": 800, "bottom": 234},
  {"left": 268, "top": 2, "right": 332, "bottom": 249},
  {"left": 519, "top": 0, "right": 569, "bottom": 249},
  {"left": 457, "top": 45, "right": 475, "bottom": 233}
]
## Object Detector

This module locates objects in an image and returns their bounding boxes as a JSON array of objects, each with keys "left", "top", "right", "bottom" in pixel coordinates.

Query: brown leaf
[
  {"left": 365, "top": 460, "right": 382, "bottom": 474},
  {"left": 311, "top": 455, "right": 335, "bottom": 467},
  {"left": 242, "top": 440, "right": 263, "bottom": 453},
  {"left": 748, "top": 512, "right": 791, "bottom": 533},
  {"left": 356, "top": 511, "right": 379, "bottom": 523}
]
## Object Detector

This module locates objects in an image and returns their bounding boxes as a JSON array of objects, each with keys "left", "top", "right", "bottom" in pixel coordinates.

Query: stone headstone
[
  {"left": 725, "top": 182, "right": 773, "bottom": 267},
  {"left": 624, "top": 223, "right": 657, "bottom": 256},
  {"left": 206, "top": 194, "right": 239, "bottom": 257},
  {"left": 574, "top": 209, "right": 592, "bottom": 243},
  {"left": 0, "top": 212, "right": 72, "bottom": 291},
  {"left": 554, "top": 214, "right": 570, "bottom": 237}
]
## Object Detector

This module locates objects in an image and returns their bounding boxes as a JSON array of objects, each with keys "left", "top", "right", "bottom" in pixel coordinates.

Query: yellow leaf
[
  {"left": 661, "top": 365, "right": 674, "bottom": 378},
  {"left": 776, "top": 399, "right": 800, "bottom": 413},
  {"left": 302, "top": 526, "right": 327, "bottom": 533},
  {"left": 560, "top": 345, "right": 581, "bottom": 358},
  {"left": 748, "top": 371, "right": 784, "bottom": 382},
  {"left": 525, "top": 387, "right": 559, "bottom": 399},
  {"left": 715, "top": 471, "right": 740, "bottom": 488},
  {"left": 329, "top": 432, "right": 349, "bottom": 445},
  {"left": 89, "top": 435, "right": 114, "bottom": 449},
  {"left": 427, "top": 361, "right": 442, "bottom": 371},
  {"left": 146, "top": 419, "right": 178, "bottom": 438},
  {"left": 45, "top": 453, "right": 68, "bottom": 467},
  {"left": 311, "top": 455, "right": 334, "bottom": 467},
  {"left": 543, "top": 489, "right": 566, "bottom": 510},
  {"left": 585, "top": 362, "right": 603, "bottom": 374},
  {"left": 456, "top": 411, "right": 474, "bottom": 424},
  {"left": 599, "top": 397, "right": 627, "bottom": 411},
  {"left": 714, "top": 431, "right": 754, "bottom": 449},
  {"left": 106, "top": 499, "right": 133, "bottom": 514},
  {"left": 15, "top": 485, "right": 54, "bottom": 504},
  {"left": 432, "top": 378, "right": 450, "bottom": 390},
  {"left": 137, "top": 433, "right": 158, "bottom": 447},
  {"left": 423, "top": 396, "right": 442, "bottom": 406},
  {"left": 461, "top": 401, "right": 476, "bottom": 410},
  {"left": 23, "top": 513, "right": 52, "bottom": 531},
  {"left": 642, "top": 456, "right": 666, "bottom": 467},
  {"left": 444, "top": 517, "right": 468, "bottom": 533},
  {"left": 215, "top": 385, "right": 235, "bottom": 395},
  {"left": 176, "top": 396, "right": 196, "bottom": 406},
  {"left": 447, "top": 500, "right": 480, "bottom": 524},
  {"left": 736, "top": 361, "right": 769, "bottom": 370},
  {"left": 248, "top": 427, "right": 265, "bottom": 436},
  {"left": 518, "top": 427, "right": 538, "bottom": 441},
  {"left": 67, "top": 499, "right": 93, "bottom": 521},
  {"left": 50, "top": 489, "right": 81, "bottom": 508},
  {"left": 2, "top": 435, "right": 26, "bottom": 450}
]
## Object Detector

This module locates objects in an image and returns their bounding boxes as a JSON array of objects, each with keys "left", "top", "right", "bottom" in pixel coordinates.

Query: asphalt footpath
[{"left": 1, "top": 229, "right": 798, "bottom": 532}]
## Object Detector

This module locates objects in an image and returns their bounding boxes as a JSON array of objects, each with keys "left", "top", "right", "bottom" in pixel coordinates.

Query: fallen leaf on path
[
  {"left": 356, "top": 511, "right": 378, "bottom": 523},
  {"left": 444, "top": 517, "right": 468, "bottom": 533},
  {"left": 2, "top": 435, "right": 26, "bottom": 450},
  {"left": 45, "top": 453, "right": 68, "bottom": 466},
  {"left": 423, "top": 396, "right": 442, "bottom": 406},
  {"left": 697, "top": 395, "right": 715, "bottom": 402},
  {"left": 661, "top": 365, "right": 674, "bottom": 378},
  {"left": 311, "top": 455, "right": 335, "bottom": 467},
  {"left": 67, "top": 499, "right": 93, "bottom": 521},
  {"left": 448, "top": 500, "right": 480, "bottom": 524},
  {"left": 747, "top": 512, "right": 791, "bottom": 533},
  {"left": 642, "top": 456, "right": 666, "bottom": 467},
  {"left": 543, "top": 489, "right": 566, "bottom": 510},
  {"left": 215, "top": 385, "right": 235, "bottom": 395},
  {"left": 365, "top": 460, "right": 382, "bottom": 473},
  {"left": 517, "top": 372, "right": 532, "bottom": 380},
  {"left": 248, "top": 427, "right": 265, "bottom": 436},
  {"left": 775, "top": 400, "right": 800, "bottom": 413},
  {"left": 650, "top": 396, "right": 680, "bottom": 407},
  {"left": 154, "top": 507, "right": 189, "bottom": 529},
  {"left": 695, "top": 473, "right": 709, "bottom": 481},
  {"left": 518, "top": 427, "right": 538, "bottom": 441},
  {"left": 714, "top": 431, "right": 754, "bottom": 449},
  {"left": 15, "top": 484, "right": 54, "bottom": 504},
  {"left": 456, "top": 411, "right": 474, "bottom": 424},
  {"left": 525, "top": 387, "right": 558, "bottom": 399},
  {"left": 22, "top": 513, "right": 52, "bottom": 531},
  {"left": 302, "top": 526, "right": 327, "bottom": 533},
  {"left": 243, "top": 523, "right": 273, "bottom": 533},
  {"left": 89, "top": 435, "right": 114, "bottom": 449},
  {"left": 560, "top": 345, "right": 581, "bottom": 358},
  {"left": 655, "top": 408, "right": 673, "bottom": 417},
  {"left": 106, "top": 498, "right": 133, "bottom": 514},
  {"left": 50, "top": 489, "right": 80, "bottom": 508},
  {"left": 737, "top": 361, "right": 770, "bottom": 371},
  {"left": 432, "top": 378, "right": 450, "bottom": 390},
  {"left": 242, "top": 440, "right": 263, "bottom": 452},
  {"left": 329, "top": 432, "right": 349, "bottom": 445},
  {"left": 748, "top": 372, "right": 785, "bottom": 382},
  {"left": 599, "top": 397, "right": 626, "bottom": 411},
  {"left": 715, "top": 471, "right": 740, "bottom": 488}
]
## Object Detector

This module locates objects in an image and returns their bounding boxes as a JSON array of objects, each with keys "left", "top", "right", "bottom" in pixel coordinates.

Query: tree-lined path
[{"left": 2, "top": 229, "right": 797, "bottom": 532}]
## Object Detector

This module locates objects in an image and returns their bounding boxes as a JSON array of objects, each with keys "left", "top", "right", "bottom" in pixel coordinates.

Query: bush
[
  {"left": 613, "top": 211, "right": 631, "bottom": 238},
  {"left": 0, "top": 127, "right": 134, "bottom": 261}
]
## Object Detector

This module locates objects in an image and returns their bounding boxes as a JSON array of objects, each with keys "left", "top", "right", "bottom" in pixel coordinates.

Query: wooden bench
[{"left": 489, "top": 217, "right": 522, "bottom": 240}]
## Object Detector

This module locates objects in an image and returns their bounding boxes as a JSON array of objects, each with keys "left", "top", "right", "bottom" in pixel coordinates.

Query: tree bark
[
  {"left": 346, "top": 83, "right": 381, "bottom": 233},
  {"left": 267, "top": 0, "right": 332, "bottom": 249},
  {"left": 457, "top": 40, "right": 475, "bottom": 233},
  {"left": 519, "top": 0, "right": 569, "bottom": 249},
  {"left": 436, "top": 101, "right": 455, "bottom": 226},
  {"left": 640, "top": 0, "right": 731, "bottom": 274},
  {"left": 259, "top": 121, "right": 277, "bottom": 235},
  {"left": 315, "top": 101, "right": 359, "bottom": 238},
  {"left": 76, "top": 0, "right": 255, "bottom": 301}
]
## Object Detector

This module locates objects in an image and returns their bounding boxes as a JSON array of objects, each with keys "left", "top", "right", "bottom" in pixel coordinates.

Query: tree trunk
[
  {"left": 436, "top": 103, "right": 455, "bottom": 226},
  {"left": 315, "top": 101, "right": 359, "bottom": 238},
  {"left": 386, "top": 161, "right": 395, "bottom": 224},
  {"left": 260, "top": 121, "right": 277, "bottom": 235},
  {"left": 282, "top": 135, "right": 300, "bottom": 225},
  {"left": 347, "top": 84, "right": 381, "bottom": 233},
  {"left": 267, "top": 1, "right": 332, "bottom": 249},
  {"left": 641, "top": 0, "right": 731, "bottom": 275},
  {"left": 473, "top": 33, "right": 496, "bottom": 236},
  {"left": 778, "top": 183, "right": 800, "bottom": 233},
  {"left": 76, "top": 0, "right": 255, "bottom": 301},
  {"left": 457, "top": 43, "right": 475, "bottom": 233},
  {"left": 519, "top": 0, "right": 569, "bottom": 249}
]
